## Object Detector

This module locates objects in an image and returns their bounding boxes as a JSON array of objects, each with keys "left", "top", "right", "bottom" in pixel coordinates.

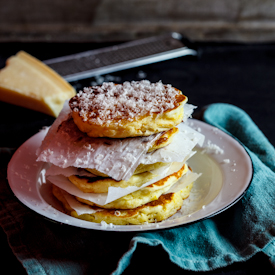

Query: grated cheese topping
[
  {"left": 201, "top": 140, "right": 224, "bottom": 155},
  {"left": 69, "top": 80, "right": 182, "bottom": 125}
]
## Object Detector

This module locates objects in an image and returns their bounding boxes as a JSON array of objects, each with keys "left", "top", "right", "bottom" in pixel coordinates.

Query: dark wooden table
[{"left": 1, "top": 41, "right": 275, "bottom": 274}]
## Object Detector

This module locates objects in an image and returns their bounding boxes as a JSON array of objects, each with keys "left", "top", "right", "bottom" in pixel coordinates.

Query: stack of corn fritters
[{"left": 37, "top": 80, "right": 203, "bottom": 225}]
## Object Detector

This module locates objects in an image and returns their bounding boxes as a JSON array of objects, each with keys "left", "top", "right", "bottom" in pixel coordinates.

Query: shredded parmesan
[
  {"left": 201, "top": 140, "right": 224, "bottom": 155},
  {"left": 69, "top": 80, "right": 181, "bottom": 125}
]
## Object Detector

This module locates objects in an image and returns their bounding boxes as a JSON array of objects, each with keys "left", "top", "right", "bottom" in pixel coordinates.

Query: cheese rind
[{"left": 0, "top": 51, "right": 76, "bottom": 117}]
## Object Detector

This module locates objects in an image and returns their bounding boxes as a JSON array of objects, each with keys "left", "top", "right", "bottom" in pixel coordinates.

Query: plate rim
[{"left": 7, "top": 119, "right": 253, "bottom": 232}]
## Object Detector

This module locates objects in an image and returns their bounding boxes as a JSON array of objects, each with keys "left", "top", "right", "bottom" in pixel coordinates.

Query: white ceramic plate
[{"left": 7, "top": 119, "right": 253, "bottom": 231}]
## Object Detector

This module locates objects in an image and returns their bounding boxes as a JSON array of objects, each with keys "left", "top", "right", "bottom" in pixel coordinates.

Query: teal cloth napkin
[
  {"left": 113, "top": 103, "right": 275, "bottom": 274},
  {"left": 0, "top": 103, "right": 275, "bottom": 274}
]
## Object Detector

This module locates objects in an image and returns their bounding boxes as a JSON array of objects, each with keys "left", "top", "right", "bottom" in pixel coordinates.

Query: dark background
[{"left": 0, "top": 40, "right": 275, "bottom": 274}]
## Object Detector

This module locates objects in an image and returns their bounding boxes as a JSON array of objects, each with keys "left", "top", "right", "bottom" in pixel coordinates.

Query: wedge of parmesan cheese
[{"left": 0, "top": 51, "right": 76, "bottom": 117}]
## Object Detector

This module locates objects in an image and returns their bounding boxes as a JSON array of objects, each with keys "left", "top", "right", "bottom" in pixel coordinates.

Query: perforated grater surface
[{"left": 44, "top": 32, "right": 197, "bottom": 82}]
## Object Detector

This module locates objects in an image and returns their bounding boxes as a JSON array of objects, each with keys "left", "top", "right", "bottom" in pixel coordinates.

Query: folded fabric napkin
[{"left": 0, "top": 103, "right": 274, "bottom": 274}]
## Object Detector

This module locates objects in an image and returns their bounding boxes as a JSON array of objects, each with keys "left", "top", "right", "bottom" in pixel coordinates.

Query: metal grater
[{"left": 44, "top": 32, "right": 197, "bottom": 82}]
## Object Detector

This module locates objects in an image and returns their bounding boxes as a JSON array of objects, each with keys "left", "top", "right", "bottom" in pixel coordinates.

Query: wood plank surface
[{"left": 1, "top": 0, "right": 275, "bottom": 42}]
